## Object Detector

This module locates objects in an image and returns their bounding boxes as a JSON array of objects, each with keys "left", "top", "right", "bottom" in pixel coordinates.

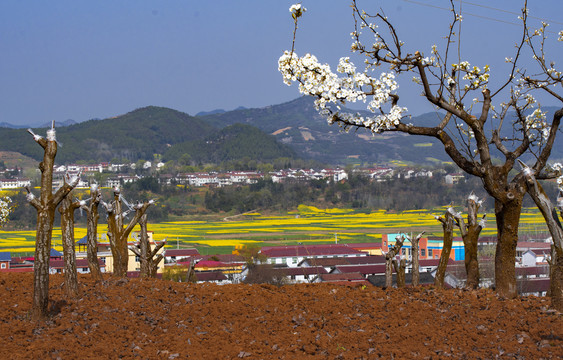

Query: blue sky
[{"left": 1, "top": 0, "right": 561, "bottom": 126}]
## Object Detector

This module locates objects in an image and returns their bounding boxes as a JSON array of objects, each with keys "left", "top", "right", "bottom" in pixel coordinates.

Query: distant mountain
[
  {"left": 0, "top": 122, "right": 25, "bottom": 129},
  {"left": 198, "top": 97, "right": 563, "bottom": 165},
  {"left": 0, "top": 118, "right": 79, "bottom": 129},
  {"left": 39, "top": 119, "right": 78, "bottom": 128},
  {"left": 196, "top": 106, "right": 247, "bottom": 117},
  {"left": 0, "top": 107, "right": 219, "bottom": 163},
  {"left": 163, "top": 123, "right": 296, "bottom": 164},
  {"left": 195, "top": 109, "right": 226, "bottom": 116},
  {"left": 197, "top": 97, "right": 447, "bottom": 164},
  {"left": 0, "top": 106, "right": 298, "bottom": 164},
  {"left": 0, "top": 100, "right": 560, "bottom": 167}
]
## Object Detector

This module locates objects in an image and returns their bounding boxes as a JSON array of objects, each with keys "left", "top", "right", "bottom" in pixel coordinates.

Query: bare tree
[
  {"left": 450, "top": 194, "right": 487, "bottom": 289},
  {"left": 435, "top": 209, "right": 455, "bottom": 289},
  {"left": 80, "top": 184, "right": 104, "bottom": 282},
  {"left": 103, "top": 187, "right": 154, "bottom": 277},
  {"left": 58, "top": 192, "right": 81, "bottom": 298},
  {"left": 519, "top": 161, "right": 563, "bottom": 310},
  {"left": 384, "top": 235, "right": 405, "bottom": 288},
  {"left": 405, "top": 232, "right": 425, "bottom": 287},
  {"left": 129, "top": 213, "right": 166, "bottom": 278},
  {"left": 280, "top": 0, "right": 563, "bottom": 298},
  {"left": 25, "top": 122, "right": 79, "bottom": 319},
  {"left": 392, "top": 257, "right": 408, "bottom": 288}
]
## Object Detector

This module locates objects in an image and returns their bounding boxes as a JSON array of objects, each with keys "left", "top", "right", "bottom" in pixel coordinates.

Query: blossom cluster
[
  {"left": 289, "top": 4, "right": 306, "bottom": 19},
  {"left": 0, "top": 197, "right": 13, "bottom": 226},
  {"left": 524, "top": 108, "right": 550, "bottom": 143},
  {"left": 551, "top": 163, "right": 563, "bottom": 191},
  {"left": 278, "top": 51, "right": 407, "bottom": 132},
  {"left": 451, "top": 61, "right": 490, "bottom": 90}
]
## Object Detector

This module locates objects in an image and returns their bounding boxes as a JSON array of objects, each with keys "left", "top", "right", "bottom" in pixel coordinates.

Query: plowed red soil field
[{"left": 1, "top": 273, "right": 562, "bottom": 359}]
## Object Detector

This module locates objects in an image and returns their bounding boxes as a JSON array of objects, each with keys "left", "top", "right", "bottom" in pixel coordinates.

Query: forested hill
[
  {"left": 199, "top": 97, "right": 563, "bottom": 165},
  {"left": 0, "top": 107, "right": 296, "bottom": 164},
  {"left": 162, "top": 123, "right": 297, "bottom": 164},
  {"left": 198, "top": 97, "right": 452, "bottom": 164}
]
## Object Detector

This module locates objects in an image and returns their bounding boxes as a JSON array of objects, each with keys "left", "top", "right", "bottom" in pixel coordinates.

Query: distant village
[{"left": 0, "top": 160, "right": 466, "bottom": 190}]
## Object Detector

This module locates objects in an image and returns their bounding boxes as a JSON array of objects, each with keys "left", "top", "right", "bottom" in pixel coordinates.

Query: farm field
[
  {"left": 0, "top": 205, "right": 550, "bottom": 256},
  {"left": 2, "top": 273, "right": 562, "bottom": 359}
]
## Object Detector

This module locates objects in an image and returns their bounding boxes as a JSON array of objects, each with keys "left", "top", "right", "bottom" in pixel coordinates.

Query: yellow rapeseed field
[{"left": 0, "top": 206, "right": 549, "bottom": 255}]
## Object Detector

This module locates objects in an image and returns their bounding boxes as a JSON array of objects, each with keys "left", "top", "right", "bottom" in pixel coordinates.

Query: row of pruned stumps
[
  {"left": 384, "top": 174, "right": 562, "bottom": 312},
  {"left": 25, "top": 122, "right": 164, "bottom": 320}
]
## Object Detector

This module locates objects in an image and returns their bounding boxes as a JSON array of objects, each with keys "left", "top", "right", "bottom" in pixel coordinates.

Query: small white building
[{"left": 0, "top": 178, "right": 31, "bottom": 189}]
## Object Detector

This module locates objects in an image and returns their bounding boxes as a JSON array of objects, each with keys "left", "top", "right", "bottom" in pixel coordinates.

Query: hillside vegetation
[{"left": 162, "top": 123, "right": 297, "bottom": 164}]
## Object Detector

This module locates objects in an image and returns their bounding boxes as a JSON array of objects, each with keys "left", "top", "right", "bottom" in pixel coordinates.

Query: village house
[
  {"left": 263, "top": 266, "right": 328, "bottom": 284},
  {"left": 0, "top": 177, "right": 31, "bottom": 189},
  {"left": 321, "top": 168, "right": 348, "bottom": 182},
  {"left": 517, "top": 278, "right": 551, "bottom": 297},
  {"left": 164, "top": 248, "right": 200, "bottom": 263},
  {"left": 444, "top": 173, "right": 465, "bottom": 184},
  {"left": 0, "top": 252, "right": 10, "bottom": 270},
  {"left": 382, "top": 233, "right": 465, "bottom": 261},
  {"left": 330, "top": 264, "right": 387, "bottom": 278},
  {"left": 194, "top": 271, "right": 229, "bottom": 284},
  {"left": 516, "top": 241, "right": 552, "bottom": 266},
  {"left": 193, "top": 259, "right": 245, "bottom": 274},
  {"left": 49, "top": 258, "right": 106, "bottom": 274},
  {"left": 260, "top": 244, "right": 367, "bottom": 268},
  {"left": 355, "top": 167, "right": 394, "bottom": 181},
  {"left": 105, "top": 174, "right": 142, "bottom": 188},
  {"left": 315, "top": 272, "right": 370, "bottom": 285},
  {"left": 399, "top": 169, "right": 433, "bottom": 179}
]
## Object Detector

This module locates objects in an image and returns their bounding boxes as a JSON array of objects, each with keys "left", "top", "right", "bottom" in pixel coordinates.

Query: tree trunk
[
  {"left": 393, "top": 258, "right": 407, "bottom": 287},
  {"left": 59, "top": 195, "right": 79, "bottom": 298},
  {"left": 109, "top": 191, "right": 128, "bottom": 277},
  {"left": 411, "top": 236, "right": 419, "bottom": 287},
  {"left": 148, "top": 254, "right": 164, "bottom": 278},
  {"left": 131, "top": 213, "right": 166, "bottom": 278},
  {"left": 84, "top": 186, "right": 103, "bottom": 282},
  {"left": 520, "top": 164, "right": 563, "bottom": 310},
  {"left": 463, "top": 230, "right": 480, "bottom": 289},
  {"left": 551, "top": 247, "right": 563, "bottom": 311},
  {"left": 138, "top": 214, "right": 150, "bottom": 278},
  {"left": 26, "top": 124, "right": 78, "bottom": 320},
  {"left": 385, "top": 235, "right": 404, "bottom": 288},
  {"left": 105, "top": 189, "right": 154, "bottom": 277},
  {"left": 410, "top": 232, "right": 424, "bottom": 287},
  {"left": 453, "top": 195, "right": 485, "bottom": 289},
  {"left": 33, "top": 209, "right": 55, "bottom": 319},
  {"left": 494, "top": 198, "right": 522, "bottom": 298},
  {"left": 435, "top": 211, "right": 454, "bottom": 289}
]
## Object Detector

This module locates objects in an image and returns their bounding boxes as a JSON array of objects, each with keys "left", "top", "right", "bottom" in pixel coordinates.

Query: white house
[
  {"left": 260, "top": 244, "right": 367, "bottom": 268},
  {"left": 0, "top": 178, "right": 31, "bottom": 189}
]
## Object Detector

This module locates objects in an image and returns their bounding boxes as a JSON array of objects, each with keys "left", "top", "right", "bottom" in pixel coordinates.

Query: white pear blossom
[
  {"left": 289, "top": 4, "right": 306, "bottom": 19},
  {"left": 550, "top": 163, "right": 563, "bottom": 190},
  {"left": 558, "top": 30, "right": 563, "bottom": 42},
  {"left": 0, "top": 197, "right": 12, "bottom": 226},
  {"left": 524, "top": 108, "right": 550, "bottom": 143},
  {"left": 279, "top": 50, "right": 407, "bottom": 133}
]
